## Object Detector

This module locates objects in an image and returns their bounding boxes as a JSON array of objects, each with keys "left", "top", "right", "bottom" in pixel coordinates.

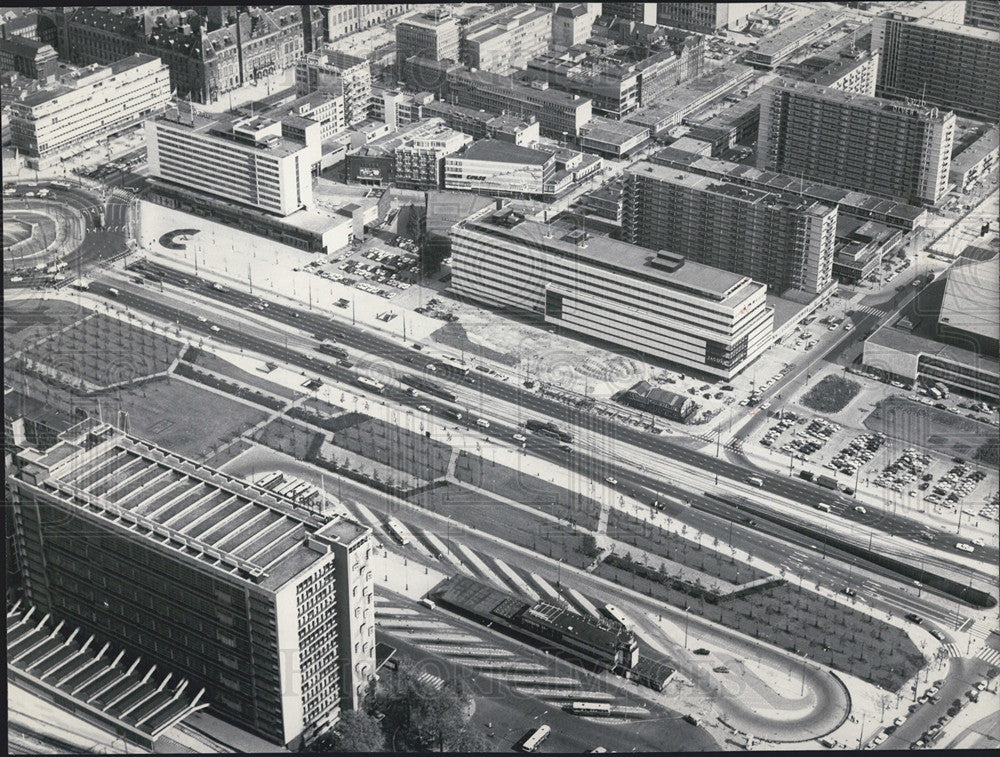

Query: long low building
[{"left": 450, "top": 203, "right": 774, "bottom": 379}]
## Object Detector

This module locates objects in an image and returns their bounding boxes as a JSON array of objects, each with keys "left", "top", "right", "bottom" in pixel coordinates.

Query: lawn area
[
  {"left": 3, "top": 298, "right": 89, "bottom": 354},
  {"left": 185, "top": 347, "right": 301, "bottom": 400},
  {"left": 254, "top": 417, "right": 323, "bottom": 461},
  {"left": 453, "top": 452, "right": 602, "bottom": 530},
  {"left": 800, "top": 375, "right": 862, "bottom": 414},
  {"left": 606, "top": 509, "right": 769, "bottom": 585},
  {"left": 95, "top": 376, "right": 268, "bottom": 461},
  {"left": 595, "top": 557, "right": 924, "bottom": 691},
  {"left": 865, "top": 396, "right": 996, "bottom": 460},
  {"left": 331, "top": 416, "right": 453, "bottom": 483},
  {"left": 411, "top": 483, "right": 600, "bottom": 569},
  {"left": 20, "top": 313, "right": 183, "bottom": 392}
]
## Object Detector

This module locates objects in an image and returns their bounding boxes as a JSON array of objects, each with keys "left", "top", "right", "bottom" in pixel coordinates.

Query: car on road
[
  {"left": 905, "top": 613, "right": 923, "bottom": 624},
  {"left": 844, "top": 323, "right": 853, "bottom": 331},
  {"left": 894, "top": 717, "right": 905, "bottom": 727},
  {"left": 692, "top": 648, "right": 710, "bottom": 655},
  {"left": 842, "top": 587, "right": 856, "bottom": 597},
  {"left": 929, "top": 628, "right": 945, "bottom": 641},
  {"left": 209, "top": 325, "right": 221, "bottom": 332},
  {"left": 605, "top": 476, "right": 618, "bottom": 486},
  {"left": 513, "top": 433, "right": 527, "bottom": 444},
  {"left": 197, "top": 315, "right": 207, "bottom": 322},
  {"left": 417, "top": 405, "right": 431, "bottom": 413},
  {"left": 854, "top": 505, "right": 866, "bottom": 514},
  {"left": 107, "top": 287, "right": 120, "bottom": 297},
  {"left": 475, "top": 418, "right": 490, "bottom": 429},
  {"left": 10, "top": 276, "right": 23, "bottom": 282},
  {"left": 956, "top": 542, "right": 975, "bottom": 553}
]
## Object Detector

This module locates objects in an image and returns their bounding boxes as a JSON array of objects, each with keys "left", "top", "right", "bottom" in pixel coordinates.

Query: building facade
[
  {"left": 462, "top": 5, "right": 553, "bottom": 74},
  {"left": 0, "top": 36, "right": 58, "bottom": 81},
  {"left": 654, "top": 2, "right": 772, "bottom": 33},
  {"left": 444, "top": 139, "right": 556, "bottom": 197},
  {"left": 323, "top": 4, "right": 417, "bottom": 41},
  {"left": 395, "top": 9, "right": 460, "bottom": 72},
  {"left": 296, "top": 50, "right": 371, "bottom": 127},
  {"left": 147, "top": 106, "right": 320, "bottom": 216},
  {"left": 965, "top": 0, "right": 1000, "bottom": 30},
  {"left": 552, "top": 3, "right": 602, "bottom": 47},
  {"left": 623, "top": 162, "right": 836, "bottom": 296},
  {"left": 7, "top": 424, "right": 375, "bottom": 748},
  {"left": 450, "top": 204, "right": 774, "bottom": 379},
  {"left": 872, "top": 10, "right": 1000, "bottom": 122},
  {"left": 601, "top": 3, "right": 657, "bottom": 26},
  {"left": 395, "top": 122, "right": 472, "bottom": 190},
  {"left": 7, "top": 53, "right": 170, "bottom": 168},
  {"left": 757, "top": 79, "right": 955, "bottom": 206}
]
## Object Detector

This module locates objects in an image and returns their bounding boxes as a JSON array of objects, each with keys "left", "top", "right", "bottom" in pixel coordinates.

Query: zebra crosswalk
[
  {"left": 944, "top": 643, "right": 962, "bottom": 657},
  {"left": 854, "top": 304, "right": 886, "bottom": 318},
  {"left": 415, "top": 671, "right": 444, "bottom": 691},
  {"left": 976, "top": 647, "right": 1000, "bottom": 666}
]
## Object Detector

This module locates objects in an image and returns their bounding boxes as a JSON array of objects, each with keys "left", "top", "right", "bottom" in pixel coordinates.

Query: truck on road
[{"left": 816, "top": 475, "right": 838, "bottom": 491}]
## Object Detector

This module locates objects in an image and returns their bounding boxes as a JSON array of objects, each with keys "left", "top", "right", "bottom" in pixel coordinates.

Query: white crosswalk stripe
[
  {"left": 967, "top": 621, "right": 996, "bottom": 641},
  {"left": 855, "top": 305, "right": 887, "bottom": 318},
  {"left": 945, "top": 643, "right": 962, "bottom": 657},
  {"left": 977, "top": 647, "right": 1000, "bottom": 666},
  {"left": 415, "top": 671, "right": 444, "bottom": 691}
]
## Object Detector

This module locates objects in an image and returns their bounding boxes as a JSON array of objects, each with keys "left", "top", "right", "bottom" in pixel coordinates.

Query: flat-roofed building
[
  {"left": 395, "top": 8, "right": 460, "bottom": 73},
  {"left": 7, "top": 52, "right": 169, "bottom": 169},
  {"left": 295, "top": 50, "right": 371, "bottom": 127},
  {"left": 655, "top": 2, "right": 773, "bottom": 33},
  {"left": 265, "top": 89, "right": 345, "bottom": 141},
  {"left": 462, "top": 5, "right": 553, "bottom": 74},
  {"left": 757, "top": 79, "right": 955, "bottom": 206},
  {"left": 323, "top": 4, "right": 418, "bottom": 41},
  {"left": 744, "top": 8, "right": 846, "bottom": 69},
  {"left": 450, "top": 203, "right": 774, "bottom": 378},
  {"left": 966, "top": 0, "right": 1000, "bottom": 30},
  {"left": 147, "top": 105, "right": 320, "bottom": 216},
  {"left": 445, "top": 139, "right": 556, "bottom": 197},
  {"left": 601, "top": 3, "right": 657, "bottom": 26},
  {"left": 7, "top": 423, "right": 375, "bottom": 748},
  {"left": 422, "top": 99, "right": 541, "bottom": 145},
  {"left": 872, "top": 10, "right": 999, "bottom": 121},
  {"left": 832, "top": 216, "right": 904, "bottom": 284},
  {"left": 651, "top": 146, "right": 929, "bottom": 231},
  {"left": 949, "top": 126, "right": 998, "bottom": 191},
  {"left": 578, "top": 115, "right": 649, "bottom": 157},
  {"left": 624, "top": 161, "right": 836, "bottom": 296},
  {"left": 552, "top": 3, "right": 603, "bottom": 47}
]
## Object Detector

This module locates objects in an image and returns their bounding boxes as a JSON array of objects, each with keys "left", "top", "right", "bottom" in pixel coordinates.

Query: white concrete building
[
  {"left": 147, "top": 107, "right": 320, "bottom": 217},
  {"left": 444, "top": 139, "right": 555, "bottom": 197},
  {"left": 7, "top": 53, "right": 170, "bottom": 168},
  {"left": 450, "top": 204, "right": 774, "bottom": 378}
]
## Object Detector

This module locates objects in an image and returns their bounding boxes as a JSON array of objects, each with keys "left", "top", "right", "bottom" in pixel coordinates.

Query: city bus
[
  {"left": 521, "top": 725, "right": 550, "bottom": 752},
  {"left": 602, "top": 604, "right": 632, "bottom": 630},
  {"left": 386, "top": 518, "right": 410, "bottom": 546},
  {"left": 568, "top": 701, "right": 612, "bottom": 716},
  {"left": 317, "top": 342, "right": 349, "bottom": 360},
  {"left": 438, "top": 356, "right": 471, "bottom": 376},
  {"left": 357, "top": 375, "right": 385, "bottom": 393}
]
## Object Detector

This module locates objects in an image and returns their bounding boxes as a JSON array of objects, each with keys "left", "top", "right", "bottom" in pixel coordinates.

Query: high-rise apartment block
[
  {"left": 757, "top": 79, "right": 955, "bottom": 205},
  {"left": 7, "top": 423, "right": 375, "bottom": 748},
  {"left": 147, "top": 106, "right": 321, "bottom": 216},
  {"left": 654, "top": 2, "right": 773, "bottom": 33},
  {"left": 295, "top": 50, "right": 372, "bottom": 127},
  {"left": 872, "top": 9, "right": 1000, "bottom": 121},
  {"left": 965, "top": 0, "right": 1000, "bottom": 30},
  {"left": 462, "top": 5, "right": 553, "bottom": 74},
  {"left": 623, "top": 162, "right": 836, "bottom": 296},
  {"left": 395, "top": 9, "right": 460, "bottom": 73},
  {"left": 450, "top": 204, "right": 774, "bottom": 379},
  {"left": 7, "top": 53, "right": 170, "bottom": 169}
]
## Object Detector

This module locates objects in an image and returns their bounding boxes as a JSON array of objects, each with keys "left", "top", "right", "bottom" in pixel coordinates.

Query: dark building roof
[{"left": 460, "top": 138, "right": 554, "bottom": 165}]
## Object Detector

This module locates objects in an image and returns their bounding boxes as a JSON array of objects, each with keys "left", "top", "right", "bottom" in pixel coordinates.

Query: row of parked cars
[
  {"left": 827, "top": 432, "right": 886, "bottom": 478},
  {"left": 873, "top": 448, "right": 931, "bottom": 493}
]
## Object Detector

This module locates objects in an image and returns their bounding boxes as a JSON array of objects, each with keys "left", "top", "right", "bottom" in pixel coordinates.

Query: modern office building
[
  {"left": 578, "top": 116, "right": 649, "bottom": 157},
  {"left": 757, "top": 79, "right": 955, "bottom": 206},
  {"left": 461, "top": 5, "right": 552, "bottom": 74},
  {"left": 46, "top": 6, "right": 309, "bottom": 104},
  {"left": 0, "top": 36, "right": 58, "bottom": 81},
  {"left": 323, "top": 4, "right": 418, "bottom": 41},
  {"left": 450, "top": 203, "right": 774, "bottom": 378},
  {"left": 654, "top": 2, "right": 773, "bottom": 33},
  {"left": 796, "top": 46, "right": 878, "bottom": 95},
  {"left": 444, "top": 66, "right": 594, "bottom": 137},
  {"left": 623, "top": 162, "right": 836, "bottom": 296},
  {"left": 265, "top": 90, "right": 346, "bottom": 141},
  {"left": 444, "top": 139, "right": 556, "bottom": 197},
  {"left": 832, "top": 216, "right": 903, "bottom": 284},
  {"left": 552, "top": 3, "right": 603, "bottom": 47},
  {"left": 395, "top": 122, "right": 473, "bottom": 190},
  {"left": 7, "top": 53, "right": 169, "bottom": 169},
  {"left": 949, "top": 126, "right": 999, "bottom": 192},
  {"left": 965, "top": 0, "right": 1000, "bottom": 31},
  {"left": 147, "top": 105, "right": 321, "bottom": 216},
  {"left": 651, "top": 146, "right": 929, "bottom": 231},
  {"left": 422, "top": 99, "right": 541, "bottom": 145},
  {"left": 872, "top": 10, "right": 1000, "bottom": 122},
  {"left": 296, "top": 50, "right": 371, "bottom": 127},
  {"left": 7, "top": 423, "right": 375, "bottom": 748},
  {"left": 744, "top": 8, "right": 846, "bottom": 69},
  {"left": 395, "top": 8, "right": 460, "bottom": 73},
  {"left": 601, "top": 3, "right": 657, "bottom": 26}
]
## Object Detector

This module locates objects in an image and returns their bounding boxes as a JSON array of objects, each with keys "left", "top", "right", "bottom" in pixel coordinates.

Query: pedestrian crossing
[
  {"left": 944, "top": 643, "right": 962, "bottom": 657},
  {"left": 415, "top": 671, "right": 444, "bottom": 691},
  {"left": 966, "top": 621, "right": 997, "bottom": 642},
  {"left": 976, "top": 647, "right": 1000, "bottom": 666},
  {"left": 855, "top": 305, "right": 887, "bottom": 318}
]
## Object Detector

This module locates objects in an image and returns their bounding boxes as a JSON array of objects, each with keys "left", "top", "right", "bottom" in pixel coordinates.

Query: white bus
[
  {"left": 357, "top": 375, "right": 385, "bottom": 393},
  {"left": 602, "top": 604, "right": 632, "bottom": 629},
  {"left": 386, "top": 518, "right": 410, "bottom": 546},
  {"left": 746, "top": 475, "right": 763, "bottom": 487},
  {"left": 522, "top": 725, "right": 550, "bottom": 752},
  {"left": 569, "top": 701, "right": 612, "bottom": 716},
  {"left": 438, "top": 356, "right": 471, "bottom": 376}
]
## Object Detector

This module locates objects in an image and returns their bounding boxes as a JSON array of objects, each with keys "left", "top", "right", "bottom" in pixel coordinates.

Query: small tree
[{"left": 319, "top": 709, "right": 386, "bottom": 753}]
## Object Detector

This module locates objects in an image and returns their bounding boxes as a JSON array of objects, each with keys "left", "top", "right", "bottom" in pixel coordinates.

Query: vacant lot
[
  {"left": 865, "top": 396, "right": 996, "bottom": 460},
  {"left": 20, "top": 313, "right": 183, "bottom": 392},
  {"left": 800, "top": 375, "right": 862, "bottom": 414},
  {"left": 3, "top": 298, "right": 89, "bottom": 355},
  {"left": 332, "top": 415, "right": 452, "bottom": 482},
  {"left": 186, "top": 347, "right": 301, "bottom": 399},
  {"left": 411, "top": 483, "right": 599, "bottom": 569},
  {"left": 453, "top": 452, "right": 602, "bottom": 530},
  {"left": 606, "top": 509, "right": 769, "bottom": 585},
  {"left": 97, "top": 376, "right": 267, "bottom": 460},
  {"left": 254, "top": 417, "right": 323, "bottom": 461}
]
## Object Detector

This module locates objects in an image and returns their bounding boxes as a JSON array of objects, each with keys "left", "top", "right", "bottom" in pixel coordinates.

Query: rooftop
[
  {"left": 749, "top": 8, "right": 846, "bottom": 57},
  {"left": 939, "top": 252, "right": 1000, "bottom": 340},
  {"left": 460, "top": 138, "right": 554, "bottom": 165},
  {"left": 767, "top": 77, "right": 950, "bottom": 120},
  {"left": 451, "top": 66, "right": 593, "bottom": 108},
  {"left": 157, "top": 108, "right": 308, "bottom": 158},
  {"left": 13, "top": 53, "right": 162, "bottom": 108},
  {"left": 906, "top": 13, "right": 1000, "bottom": 41},
  {"left": 579, "top": 115, "right": 649, "bottom": 145},
  {"left": 462, "top": 205, "right": 759, "bottom": 304},
  {"left": 951, "top": 127, "right": 999, "bottom": 173},
  {"left": 13, "top": 427, "right": 368, "bottom": 592}
]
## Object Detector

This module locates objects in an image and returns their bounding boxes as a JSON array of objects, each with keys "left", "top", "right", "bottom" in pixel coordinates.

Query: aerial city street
[{"left": 3, "top": 1, "right": 998, "bottom": 754}]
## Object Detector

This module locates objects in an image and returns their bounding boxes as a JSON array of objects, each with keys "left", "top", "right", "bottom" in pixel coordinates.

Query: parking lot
[{"left": 294, "top": 234, "right": 421, "bottom": 305}]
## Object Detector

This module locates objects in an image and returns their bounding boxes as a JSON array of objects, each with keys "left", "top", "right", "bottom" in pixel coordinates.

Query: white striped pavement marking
[
  {"left": 490, "top": 558, "right": 541, "bottom": 600},
  {"left": 564, "top": 587, "right": 602, "bottom": 618},
  {"left": 977, "top": 647, "right": 1000, "bottom": 665},
  {"left": 514, "top": 689, "right": 616, "bottom": 702},
  {"left": 421, "top": 531, "right": 469, "bottom": 572},
  {"left": 416, "top": 671, "right": 444, "bottom": 691},
  {"left": 374, "top": 606, "right": 421, "bottom": 617},
  {"left": 526, "top": 573, "right": 563, "bottom": 602},
  {"left": 349, "top": 501, "right": 386, "bottom": 533},
  {"left": 421, "top": 646, "right": 514, "bottom": 658},
  {"left": 453, "top": 543, "right": 508, "bottom": 589},
  {"left": 461, "top": 660, "right": 549, "bottom": 673},
  {"left": 945, "top": 643, "right": 962, "bottom": 657}
]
